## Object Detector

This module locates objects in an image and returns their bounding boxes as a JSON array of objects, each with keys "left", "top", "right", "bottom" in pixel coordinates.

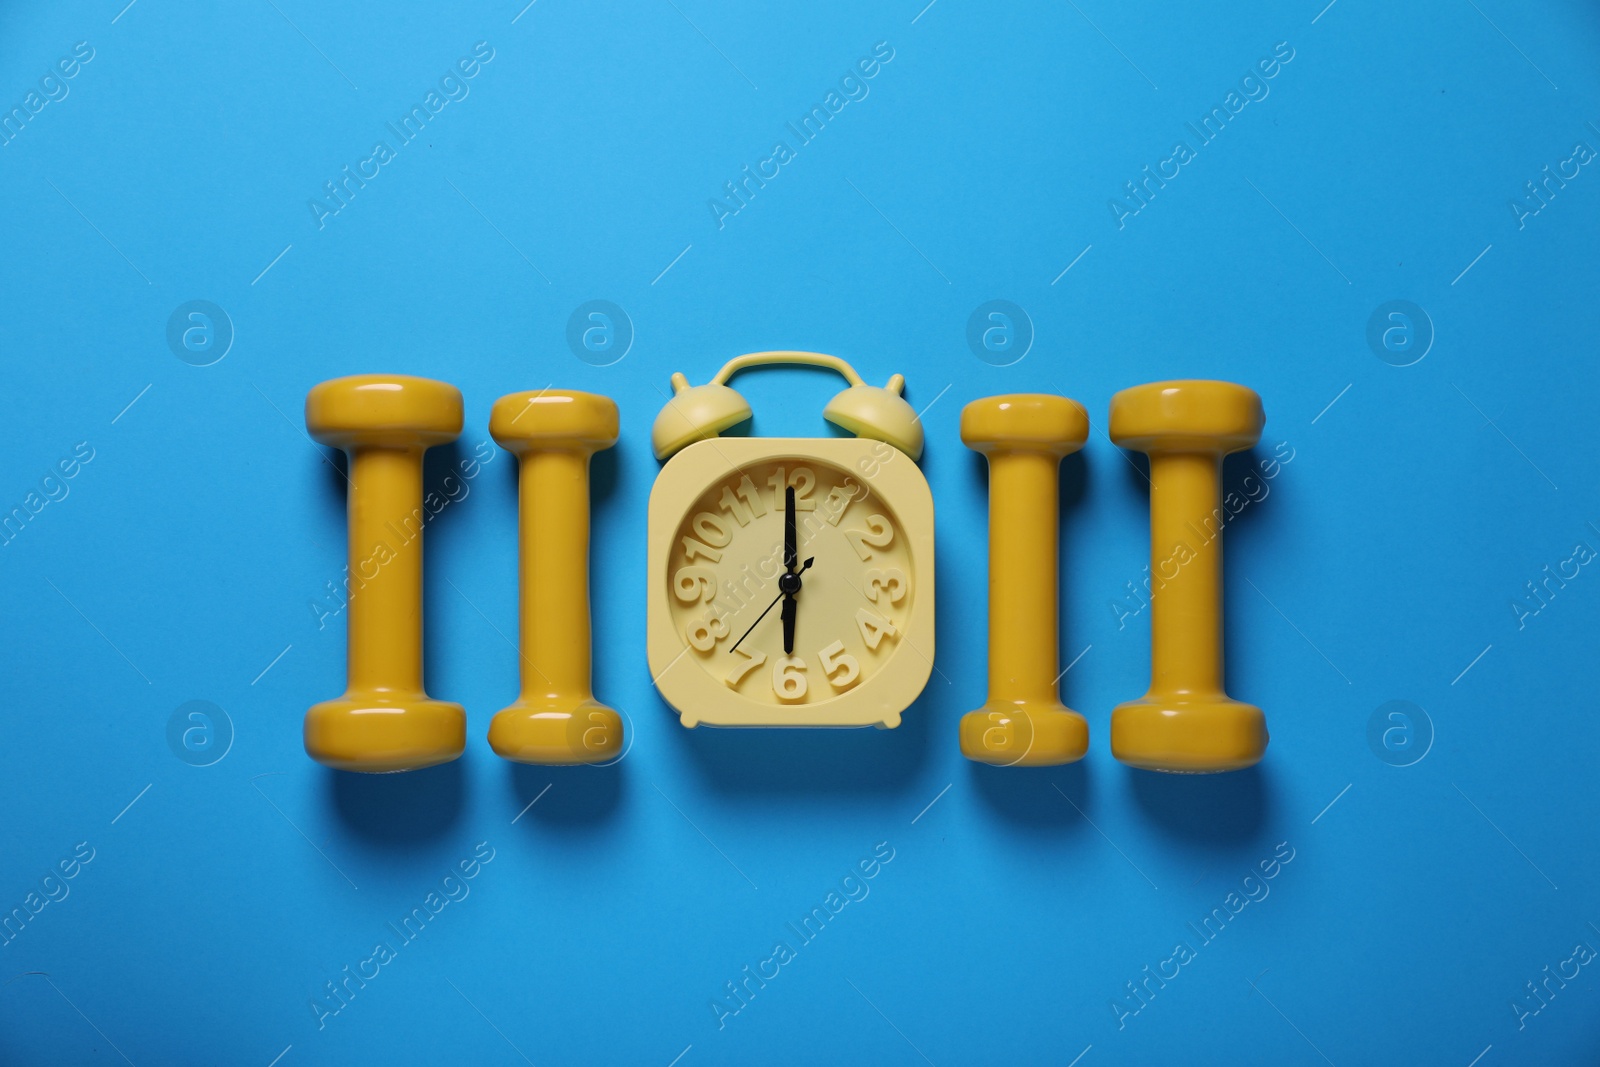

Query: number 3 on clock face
[{"left": 647, "top": 438, "right": 935, "bottom": 729}]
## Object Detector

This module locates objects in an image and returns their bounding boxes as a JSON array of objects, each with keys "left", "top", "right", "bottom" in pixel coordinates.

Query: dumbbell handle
[
  {"left": 1147, "top": 452, "right": 1225, "bottom": 697},
  {"left": 346, "top": 447, "right": 425, "bottom": 694},
  {"left": 517, "top": 448, "right": 594, "bottom": 698},
  {"left": 986, "top": 449, "right": 1063, "bottom": 706}
]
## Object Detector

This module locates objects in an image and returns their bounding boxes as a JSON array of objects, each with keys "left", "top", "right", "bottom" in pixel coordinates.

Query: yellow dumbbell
[
  {"left": 1109, "top": 379, "right": 1267, "bottom": 773},
  {"left": 958, "top": 394, "right": 1091, "bottom": 766},
  {"left": 304, "top": 374, "right": 466, "bottom": 773},
  {"left": 487, "top": 390, "right": 624, "bottom": 765}
]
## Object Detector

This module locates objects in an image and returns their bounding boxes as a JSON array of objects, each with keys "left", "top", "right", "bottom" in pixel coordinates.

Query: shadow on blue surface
[
  {"left": 662, "top": 683, "right": 933, "bottom": 797},
  {"left": 952, "top": 436, "right": 1099, "bottom": 831},
  {"left": 311, "top": 434, "right": 473, "bottom": 845},
  {"left": 968, "top": 760, "right": 1095, "bottom": 830},
  {"left": 326, "top": 759, "right": 465, "bottom": 843},
  {"left": 1127, "top": 762, "right": 1272, "bottom": 844},
  {"left": 1097, "top": 441, "right": 1279, "bottom": 847},
  {"left": 507, "top": 761, "right": 626, "bottom": 829}
]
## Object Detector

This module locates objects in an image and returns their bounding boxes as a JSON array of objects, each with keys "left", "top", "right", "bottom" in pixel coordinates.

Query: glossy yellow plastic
[
  {"left": 958, "top": 395, "right": 1091, "bottom": 767},
  {"left": 487, "top": 390, "right": 624, "bottom": 765},
  {"left": 303, "top": 374, "right": 465, "bottom": 773},
  {"left": 1109, "top": 380, "right": 1268, "bottom": 773}
]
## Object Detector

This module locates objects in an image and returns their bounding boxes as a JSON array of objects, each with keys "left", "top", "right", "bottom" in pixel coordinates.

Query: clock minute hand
[{"left": 784, "top": 484, "right": 798, "bottom": 573}]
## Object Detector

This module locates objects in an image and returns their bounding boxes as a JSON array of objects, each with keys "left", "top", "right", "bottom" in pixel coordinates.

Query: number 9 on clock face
[{"left": 647, "top": 438, "right": 935, "bottom": 728}]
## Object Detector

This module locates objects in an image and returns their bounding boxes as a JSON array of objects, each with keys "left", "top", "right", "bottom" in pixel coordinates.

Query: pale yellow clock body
[{"left": 647, "top": 437, "right": 935, "bottom": 728}]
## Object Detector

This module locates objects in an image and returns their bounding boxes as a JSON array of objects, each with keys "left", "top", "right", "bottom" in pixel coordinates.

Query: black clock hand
[
  {"left": 779, "top": 555, "right": 813, "bottom": 655},
  {"left": 782, "top": 592, "right": 796, "bottom": 655},
  {"left": 730, "top": 592, "right": 781, "bottom": 655},
  {"left": 784, "top": 484, "right": 797, "bottom": 573},
  {"left": 728, "top": 556, "right": 813, "bottom": 655}
]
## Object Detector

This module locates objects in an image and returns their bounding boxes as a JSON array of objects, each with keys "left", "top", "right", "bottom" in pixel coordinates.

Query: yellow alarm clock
[{"left": 647, "top": 352, "right": 935, "bottom": 728}]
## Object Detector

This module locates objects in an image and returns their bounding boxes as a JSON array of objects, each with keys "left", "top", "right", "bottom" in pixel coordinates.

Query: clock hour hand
[{"left": 778, "top": 555, "right": 812, "bottom": 655}]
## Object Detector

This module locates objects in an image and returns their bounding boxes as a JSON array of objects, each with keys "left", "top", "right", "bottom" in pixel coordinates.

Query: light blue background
[{"left": 2, "top": 1, "right": 1598, "bottom": 1063}]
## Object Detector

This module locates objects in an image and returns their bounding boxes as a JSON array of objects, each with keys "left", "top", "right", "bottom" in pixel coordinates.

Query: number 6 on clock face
[
  {"left": 772, "top": 656, "right": 807, "bottom": 701},
  {"left": 647, "top": 438, "right": 935, "bottom": 729}
]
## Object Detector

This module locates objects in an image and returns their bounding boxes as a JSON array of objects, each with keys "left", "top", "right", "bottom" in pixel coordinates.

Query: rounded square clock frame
[{"left": 647, "top": 437, "right": 935, "bottom": 728}]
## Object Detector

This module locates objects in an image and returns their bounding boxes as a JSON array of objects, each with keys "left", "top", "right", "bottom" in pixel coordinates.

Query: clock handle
[
  {"left": 651, "top": 351, "right": 923, "bottom": 461},
  {"left": 958, "top": 394, "right": 1091, "bottom": 768},
  {"left": 708, "top": 350, "right": 867, "bottom": 386},
  {"left": 487, "top": 390, "right": 625, "bottom": 766}
]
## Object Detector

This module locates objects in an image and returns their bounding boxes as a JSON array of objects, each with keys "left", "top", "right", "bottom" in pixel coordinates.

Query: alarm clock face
[{"left": 648, "top": 438, "right": 934, "bottom": 728}]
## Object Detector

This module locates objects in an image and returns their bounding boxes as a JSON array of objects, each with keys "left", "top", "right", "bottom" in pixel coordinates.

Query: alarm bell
[{"left": 650, "top": 351, "right": 925, "bottom": 462}]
